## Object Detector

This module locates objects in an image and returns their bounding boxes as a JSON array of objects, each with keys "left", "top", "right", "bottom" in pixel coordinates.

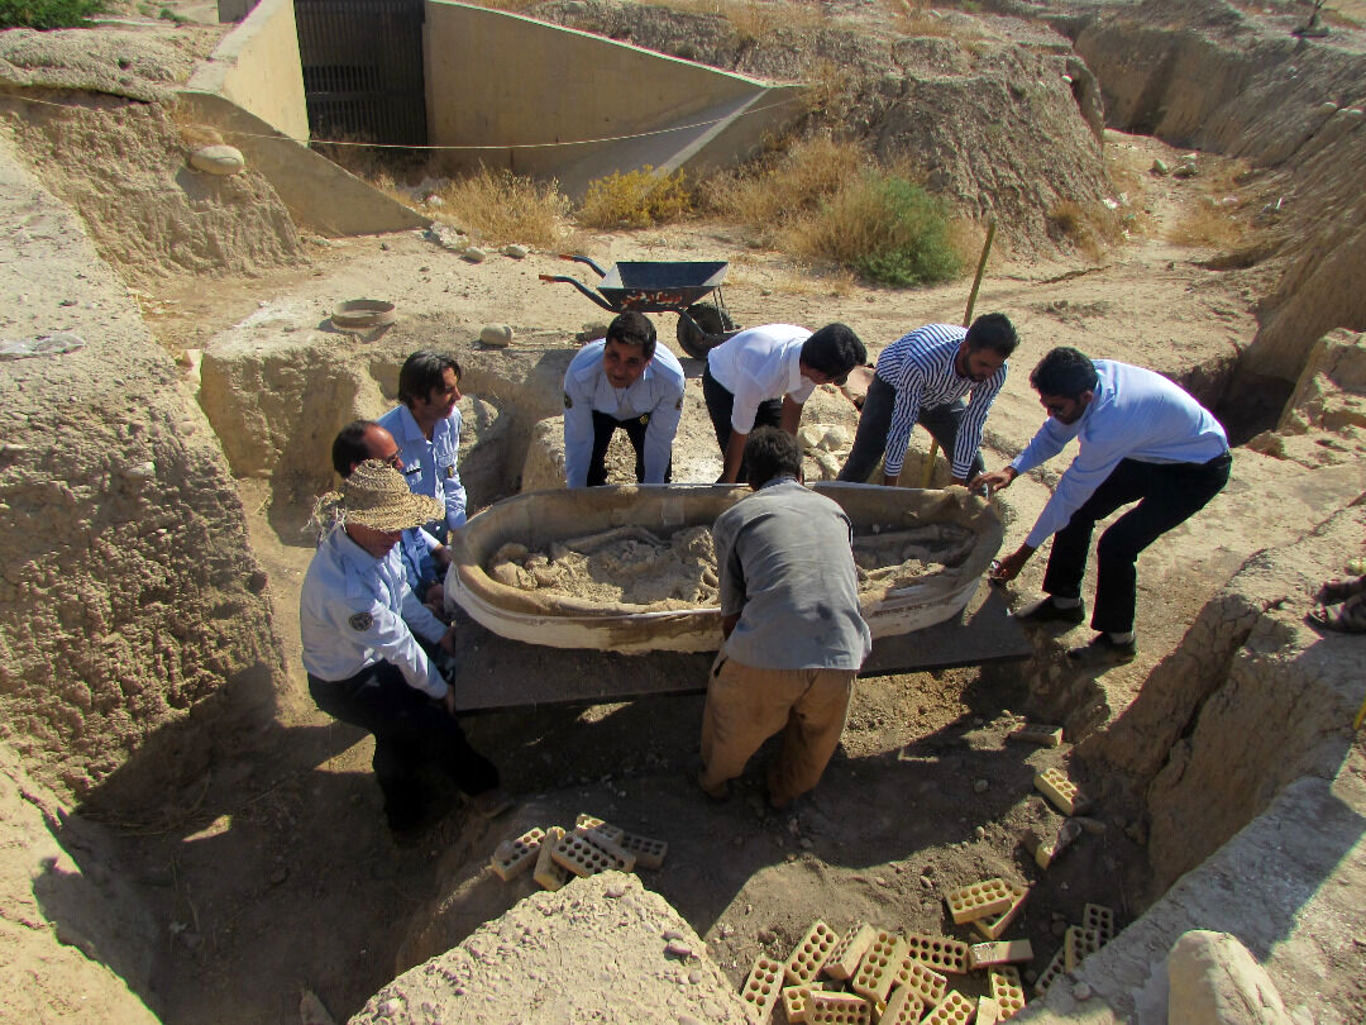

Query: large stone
[
  {"left": 189, "top": 144, "right": 245, "bottom": 176},
  {"left": 1167, "top": 931, "right": 1290, "bottom": 1025}
]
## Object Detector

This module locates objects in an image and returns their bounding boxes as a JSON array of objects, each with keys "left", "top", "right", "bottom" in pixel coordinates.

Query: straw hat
[{"left": 332, "top": 459, "right": 444, "bottom": 532}]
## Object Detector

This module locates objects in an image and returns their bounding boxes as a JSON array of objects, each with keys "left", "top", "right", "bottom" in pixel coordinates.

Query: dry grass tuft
[
  {"left": 1166, "top": 199, "right": 1249, "bottom": 249},
  {"left": 1048, "top": 199, "right": 1127, "bottom": 261},
  {"left": 430, "top": 167, "right": 570, "bottom": 246},
  {"left": 576, "top": 166, "right": 693, "bottom": 229}
]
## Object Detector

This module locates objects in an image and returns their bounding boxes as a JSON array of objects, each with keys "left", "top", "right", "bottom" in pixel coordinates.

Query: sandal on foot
[
  {"left": 1314, "top": 575, "right": 1366, "bottom": 605},
  {"left": 1307, "top": 592, "right": 1366, "bottom": 634}
]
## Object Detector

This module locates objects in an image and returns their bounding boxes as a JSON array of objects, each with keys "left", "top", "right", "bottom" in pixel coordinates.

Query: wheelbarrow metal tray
[
  {"left": 450, "top": 483, "right": 1004, "bottom": 654},
  {"left": 598, "top": 261, "right": 728, "bottom": 311}
]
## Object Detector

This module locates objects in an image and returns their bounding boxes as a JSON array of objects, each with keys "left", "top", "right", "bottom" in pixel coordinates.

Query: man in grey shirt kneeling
[{"left": 698, "top": 427, "right": 872, "bottom": 810}]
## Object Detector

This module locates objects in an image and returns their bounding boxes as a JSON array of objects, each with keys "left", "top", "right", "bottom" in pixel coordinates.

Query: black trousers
[
  {"left": 587, "top": 409, "right": 671, "bottom": 487},
  {"left": 1042, "top": 453, "right": 1232, "bottom": 634},
  {"left": 837, "top": 374, "right": 986, "bottom": 483},
  {"left": 702, "top": 365, "right": 782, "bottom": 475},
  {"left": 309, "top": 661, "right": 499, "bottom": 829}
]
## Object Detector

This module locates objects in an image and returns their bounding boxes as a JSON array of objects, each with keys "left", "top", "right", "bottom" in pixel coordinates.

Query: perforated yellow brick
[
  {"left": 893, "top": 954, "right": 948, "bottom": 1007},
  {"left": 740, "top": 955, "right": 784, "bottom": 1024},
  {"left": 572, "top": 826, "right": 637, "bottom": 872},
  {"left": 879, "top": 983, "right": 925, "bottom": 1025},
  {"left": 945, "top": 877, "right": 1015, "bottom": 924},
  {"left": 618, "top": 830, "right": 668, "bottom": 870},
  {"left": 574, "top": 812, "right": 625, "bottom": 844},
  {"left": 850, "top": 930, "right": 908, "bottom": 1004},
  {"left": 972, "top": 882, "right": 1029, "bottom": 940},
  {"left": 902, "top": 932, "right": 969, "bottom": 975},
  {"left": 1023, "top": 819, "right": 1082, "bottom": 870},
  {"left": 806, "top": 990, "right": 872, "bottom": 1025},
  {"left": 989, "top": 966, "right": 1027, "bottom": 1021},
  {"left": 1033, "top": 766, "right": 1086, "bottom": 814},
  {"left": 490, "top": 826, "right": 546, "bottom": 881},
  {"left": 550, "top": 831, "right": 620, "bottom": 878},
  {"left": 822, "top": 922, "right": 876, "bottom": 981},
  {"left": 921, "top": 990, "right": 974, "bottom": 1025},
  {"left": 533, "top": 826, "right": 571, "bottom": 891},
  {"left": 785, "top": 920, "right": 840, "bottom": 986},
  {"left": 1083, "top": 903, "right": 1115, "bottom": 946},
  {"left": 977, "top": 996, "right": 1003, "bottom": 1025},
  {"left": 781, "top": 983, "right": 825, "bottom": 1024},
  {"left": 1063, "top": 925, "right": 1100, "bottom": 971},
  {"left": 1033, "top": 945, "right": 1067, "bottom": 998},
  {"left": 968, "top": 939, "right": 1033, "bottom": 969}
]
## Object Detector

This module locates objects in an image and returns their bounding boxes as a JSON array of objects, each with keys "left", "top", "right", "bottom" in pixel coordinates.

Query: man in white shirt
[
  {"left": 973, "top": 347, "right": 1231, "bottom": 667},
  {"left": 703, "top": 322, "right": 867, "bottom": 484},
  {"left": 300, "top": 458, "right": 509, "bottom": 834},
  {"left": 562, "top": 312, "right": 685, "bottom": 488}
]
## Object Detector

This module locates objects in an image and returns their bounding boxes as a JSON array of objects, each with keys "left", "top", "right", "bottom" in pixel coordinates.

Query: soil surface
[{"left": 1, "top": 1, "right": 1363, "bottom": 1024}]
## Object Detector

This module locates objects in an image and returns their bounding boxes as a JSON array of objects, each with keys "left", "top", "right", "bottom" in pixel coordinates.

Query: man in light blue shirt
[
  {"left": 698, "top": 428, "right": 872, "bottom": 810},
  {"left": 331, "top": 419, "right": 448, "bottom": 614},
  {"left": 974, "top": 347, "right": 1231, "bottom": 667},
  {"left": 378, "top": 351, "right": 467, "bottom": 589},
  {"left": 300, "top": 458, "right": 508, "bottom": 834},
  {"left": 562, "top": 312, "right": 685, "bottom": 488}
]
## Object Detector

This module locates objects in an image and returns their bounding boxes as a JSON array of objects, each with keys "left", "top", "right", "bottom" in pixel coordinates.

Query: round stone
[
  {"left": 189, "top": 144, "right": 245, "bottom": 176},
  {"left": 480, "top": 324, "right": 513, "bottom": 348}
]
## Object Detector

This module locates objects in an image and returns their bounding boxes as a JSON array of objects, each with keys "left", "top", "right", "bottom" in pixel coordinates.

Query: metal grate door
[{"left": 295, "top": 0, "right": 427, "bottom": 147}]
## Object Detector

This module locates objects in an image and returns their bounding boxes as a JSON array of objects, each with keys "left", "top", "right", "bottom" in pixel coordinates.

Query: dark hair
[
  {"left": 605, "top": 311, "right": 657, "bottom": 362},
  {"left": 744, "top": 427, "right": 802, "bottom": 488},
  {"left": 1030, "top": 346, "right": 1099, "bottom": 400},
  {"left": 397, "top": 351, "right": 461, "bottom": 407},
  {"left": 964, "top": 313, "right": 1019, "bottom": 358},
  {"left": 332, "top": 419, "right": 380, "bottom": 477},
  {"left": 801, "top": 323, "right": 867, "bottom": 384}
]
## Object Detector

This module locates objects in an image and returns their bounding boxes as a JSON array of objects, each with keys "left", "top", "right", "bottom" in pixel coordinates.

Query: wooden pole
[{"left": 920, "top": 218, "right": 998, "bottom": 488}]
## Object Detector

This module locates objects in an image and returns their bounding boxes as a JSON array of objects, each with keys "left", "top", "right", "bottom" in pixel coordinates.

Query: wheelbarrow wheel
[{"left": 676, "top": 302, "right": 736, "bottom": 360}]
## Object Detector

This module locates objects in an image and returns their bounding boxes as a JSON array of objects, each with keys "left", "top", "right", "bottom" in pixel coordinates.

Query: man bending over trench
[
  {"left": 698, "top": 428, "right": 872, "bottom": 810},
  {"left": 300, "top": 458, "right": 510, "bottom": 835}
]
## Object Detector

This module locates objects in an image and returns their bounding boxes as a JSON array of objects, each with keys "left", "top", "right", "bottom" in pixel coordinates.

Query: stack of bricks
[
  {"left": 743, "top": 896, "right": 1038, "bottom": 1025},
  {"left": 486, "top": 812, "right": 668, "bottom": 892},
  {"left": 1033, "top": 902, "right": 1117, "bottom": 999}
]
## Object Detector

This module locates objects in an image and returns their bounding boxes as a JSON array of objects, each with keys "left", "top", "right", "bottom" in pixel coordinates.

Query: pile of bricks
[
  {"left": 740, "top": 890, "right": 1034, "bottom": 1025},
  {"left": 1032, "top": 903, "right": 1115, "bottom": 999},
  {"left": 487, "top": 812, "right": 668, "bottom": 892}
]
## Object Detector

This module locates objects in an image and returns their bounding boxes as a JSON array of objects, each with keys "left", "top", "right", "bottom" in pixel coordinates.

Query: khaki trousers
[{"left": 698, "top": 655, "right": 855, "bottom": 805}]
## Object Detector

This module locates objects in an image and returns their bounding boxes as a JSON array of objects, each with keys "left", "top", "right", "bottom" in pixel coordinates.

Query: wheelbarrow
[{"left": 539, "top": 255, "right": 742, "bottom": 359}]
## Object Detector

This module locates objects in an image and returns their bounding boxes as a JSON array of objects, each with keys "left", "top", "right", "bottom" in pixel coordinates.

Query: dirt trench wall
[
  {"left": 1069, "top": 0, "right": 1366, "bottom": 385},
  {"left": 0, "top": 132, "right": 281, "bottom": 797},
  {"left": 1084, "top": 499, "right": 1366, "bottom": 895}
]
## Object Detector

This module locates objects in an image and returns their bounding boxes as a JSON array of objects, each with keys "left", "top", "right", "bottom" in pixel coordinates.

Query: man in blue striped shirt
[
  {"left": 837, "top": 314, "right": 1018, "bottom": 486},
  {"left": 973, "top": 347, "right": 1231, "bottom": 668}
]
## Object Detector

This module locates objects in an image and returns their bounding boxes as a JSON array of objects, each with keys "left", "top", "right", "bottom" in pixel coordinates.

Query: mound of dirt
[
  {"left": 532, "top": 0, "right": 1114, "bottom": 256},
  {"left": 0, "top": 26, "right": 218, "bottom": 102}
]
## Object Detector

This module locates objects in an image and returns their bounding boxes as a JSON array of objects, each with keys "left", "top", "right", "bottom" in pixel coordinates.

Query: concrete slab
[{"left": 451, "top": 581, "right": 1028, "bottom": 713}]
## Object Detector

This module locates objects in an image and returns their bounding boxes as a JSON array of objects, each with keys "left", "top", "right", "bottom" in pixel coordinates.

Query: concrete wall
[
  {"left": 190, "top": 0, "right": 309, "bottom": 143},
  {"left": 423, "top": 0, "right": 803, "bottom": 196}
]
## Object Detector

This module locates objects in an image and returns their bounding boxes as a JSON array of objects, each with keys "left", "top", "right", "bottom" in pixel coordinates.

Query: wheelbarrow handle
[
  {"left": 555, "top": 253, "right": 608, "bottom": 277},
  {"left": 538, "top": 274, "right": 621, "bottom": 313}
]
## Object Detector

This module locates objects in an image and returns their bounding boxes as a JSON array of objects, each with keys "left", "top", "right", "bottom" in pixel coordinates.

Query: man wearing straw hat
[{"left": 300, "top": 459, "right": 510, "bottom": 834}]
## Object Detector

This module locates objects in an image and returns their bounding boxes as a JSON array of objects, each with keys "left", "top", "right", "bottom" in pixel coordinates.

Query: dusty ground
[
  {"left": 1, "top": 1, "right": 1364, "bottom": 1023},
  {"left": 79, "top": 128, "right": 1336, "bottom": 1025}
]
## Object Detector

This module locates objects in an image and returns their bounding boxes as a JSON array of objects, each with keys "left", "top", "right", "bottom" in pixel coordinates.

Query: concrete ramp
[{"left": 423, "top": 0, "right": 805, "bottom": 196}]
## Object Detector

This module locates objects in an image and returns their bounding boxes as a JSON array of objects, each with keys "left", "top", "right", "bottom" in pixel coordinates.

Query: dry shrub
[
  {"left": 1166, "top": 199, "right": 1248, "bottom": 249},
  {"left": 701, "top": 136, "right": 869, "bottom": 240},
  {"left": 1048, "top": 199, "right": 1126, "bottom": 260},
  {"left": 783, "top": 169, "right": 965, "bottom": 286},
  {"left": 432, "top": 167, "right": 570, "bottom": 246},
  {"left": 577, "top": 166, "right": 692, "bottom": 229}
]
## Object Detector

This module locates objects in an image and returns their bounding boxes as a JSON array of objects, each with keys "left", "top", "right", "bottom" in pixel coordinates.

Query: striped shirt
[{"left": 874, "top": 323, "right": 1007, "bottom": 479}]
